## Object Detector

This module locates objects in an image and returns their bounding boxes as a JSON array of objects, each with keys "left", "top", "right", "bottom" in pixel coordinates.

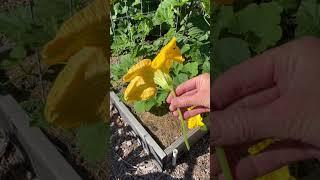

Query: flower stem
[
  {"left": 172, "top": 90, "right": 190, "bottom": 151},
  {"left": 215, "top": 146, "right": 233, "bottom": 180}
]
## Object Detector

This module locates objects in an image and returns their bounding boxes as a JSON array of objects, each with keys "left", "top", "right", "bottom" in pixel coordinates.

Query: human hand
[
  {"left": 167, "top": 73, "right": 210, "bottom": 119},
  {"left": 212, "top": 37, "right": 320, "bottom": 179}
]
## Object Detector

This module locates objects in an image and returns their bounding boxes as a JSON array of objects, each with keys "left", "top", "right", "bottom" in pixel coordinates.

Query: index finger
[
  {"left": 175, "top": 76, "right": 199, "bottom": 96},
  {"left": 212, "top": 48, "right": 278, "bottom": 110}
]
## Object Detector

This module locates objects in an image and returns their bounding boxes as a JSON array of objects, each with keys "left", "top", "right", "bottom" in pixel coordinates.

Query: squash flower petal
[
  {"left": 248, "top": 139, "right": 295, "bottom": 180},
  {"left": 186, "top": 107, "right": 205, "bottom": 129},
  {"left": 151, "top": 37, "right": 185, "bottom": 73},
  {"left": 124, "top": 76, "right": 157, "bottom": 102},
  {"left": 44, "top": 47, "right": 108, "bottom": 128},
  {"left": 123, "top": 37, "right": 184, "bottom": 102},
  {"left": 123, "top": 59, "right": 153, "bottom": 82},
  {"left": 42, "top": 0, "right": 109, "bottom": 65},
  {"left": 255, "top": 166, "right": 295, "bottom": 180}
]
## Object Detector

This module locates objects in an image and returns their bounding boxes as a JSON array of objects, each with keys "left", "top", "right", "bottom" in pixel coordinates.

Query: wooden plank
[
  {"left": 110, "top": 92, "right": 166, "bottom": 167},
  {"left": 0, "top": 95, "right": 81, "bottom": 180}
]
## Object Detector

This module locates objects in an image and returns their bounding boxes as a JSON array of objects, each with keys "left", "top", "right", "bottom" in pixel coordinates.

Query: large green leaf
[
  {"left": 76, "top": 122, "right": 109, "bottom": 163},
  {"left": 215, "top": 37, "right": 250, "bottom": 74},
  {"left": 296, "top": 0, "right": 320, "bottom": 38},
  {"left": 230, "top": 2, "right": 283, "bottom": 53}
]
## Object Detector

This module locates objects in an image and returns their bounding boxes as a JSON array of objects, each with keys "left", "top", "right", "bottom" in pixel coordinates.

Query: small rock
[
  {"left": 136, "top": 139, "right": 141, "bottom": 146},
  {"left": 117, "top": 129, "right": 123, "bottom": 135},
  {"left": 116, "top": 118, "right": 124, "bottom": 127},
  {"left": 126, "top": 141, "right": 132, "bottom": 146}
]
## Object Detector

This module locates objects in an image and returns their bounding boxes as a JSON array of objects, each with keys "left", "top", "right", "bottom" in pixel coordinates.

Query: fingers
[
  {"left": 233, "top": 147, "right": 319, "bottom": 180},
  {"left": 182, "top": 107, "right": 210, "bottom": 119},
  {"left": 175, "top": 76, "right": 199, "bottom": 96},
  {"left": 212, "top": 50, "right": 276, "bottom": 110},
  {"left": 211, "top": 98, "right": 289, "bottom": 146},
  {"left": 167, "top": 89, "right": 198, "bottom": 104},
  {"left": 228, "top": 87, "right": 280, "bottom": 109},
  {"left": 169, "top": 93, "right": 203, "bottom": 111},
  {"left": 172, "top": 106, "right": 209, "bottom": 122}
]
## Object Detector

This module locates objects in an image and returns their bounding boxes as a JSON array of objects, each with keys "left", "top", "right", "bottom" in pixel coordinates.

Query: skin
[
  {"left": 168, "top": 36, "right": 320, "bottom": 179},
  {"left": 167, "top": 73, "right": 210, "bottom": 119}
]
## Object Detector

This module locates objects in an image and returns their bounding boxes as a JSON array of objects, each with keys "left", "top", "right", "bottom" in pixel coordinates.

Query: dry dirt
[
  {"left": 136, "top": 111, "right": 183, "bottom": 148},
  {"left": 110, "top": 104, "right": 210, "bottom": 179}
]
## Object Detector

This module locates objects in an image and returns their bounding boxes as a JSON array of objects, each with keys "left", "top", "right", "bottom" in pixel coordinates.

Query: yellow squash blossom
[
  {"left": 249, "top": 139, "right": 296, "bottom": 180},
  {"left": 123, "top": 37, "right": 184, "bottom": 102},
  {"left": 186, "top": 106, "right": 205, "bottom": 129},
  {"left": 44, "top": 47, "right": 108, "bottom": 128},
  {"left": 43, "top": 0, "right": 109, "bottom": 128},
  {"left": 42, "top": 0, "right": 109, "bottom": 65}
]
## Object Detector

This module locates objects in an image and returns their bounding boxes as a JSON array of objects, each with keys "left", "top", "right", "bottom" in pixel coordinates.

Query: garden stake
[{"left": 172, "top": 149, "right": 178, "bottom": 166}]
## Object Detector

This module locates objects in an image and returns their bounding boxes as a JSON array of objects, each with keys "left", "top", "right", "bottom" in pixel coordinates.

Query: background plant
[{"left": 110, "top": 0, "right": 210, "bottom": 113}]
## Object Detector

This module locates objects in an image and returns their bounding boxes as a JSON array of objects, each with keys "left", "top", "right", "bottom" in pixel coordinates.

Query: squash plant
[{"left": 110, "top": 0, "right": 210, "bottom": 113}]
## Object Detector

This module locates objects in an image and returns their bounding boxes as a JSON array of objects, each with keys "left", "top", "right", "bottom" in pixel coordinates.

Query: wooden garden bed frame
[
  {"left": 0, "top": 95, "right": 81, "bottom": 180},
  {"left": 110, "top": 91, "right": 209, "bottom": 170}
]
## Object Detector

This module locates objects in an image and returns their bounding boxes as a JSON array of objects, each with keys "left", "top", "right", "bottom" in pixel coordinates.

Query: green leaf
[
  {"left": 182, "top": 62, "right": 198, "bottom": 77},
  {"left": 215, "top": 37, "right": 250, "bottom": 74},
  {"left": 181, "top": 44, "right": 190, "bottom": 54},
  {"left": 173, "top": 62, "right": 184, "bottom": 76},
  {"left": 76, "top": 122, "right": 109, "bottom": 163},
  {"left": 230, "top": 2, "right": 283, "bottom": 53},
  {"left": 202, "top": 59, "right": 210, "bottom": 73},
  {"left": 295, "top": 0, "right": 320, "bottom": 38},
  {"left": 9, "top": 46, "right": 26, "bottom": 59},
  {"left": 134, "top": 101, "right": 146, "bottom": 113},
  {"left": 153, "top": 0, "right": 175, "bottom": 27},
  {"left": 173, "top": 73, "right": 188, "bottom": 87},
  {"left": 153, "top": 0, "right": 189, "bottom": 27},
  {"left": 213, "top": 6, "right": 234, "bottom": 40},
  {"left": 145, "top": 98, "right": 158, "bottom": 111},
  {"left": 275, "top": 0, "right": 299, "bottom": 11},
  {"left": 132, "top": 0, "right": 141, "bottom": 6},
  {"left": 156, "top": 90, "right": 169, "bottom": 105},
  {"left": 201, "top": 0, "right": 210, "bottom": 15}
]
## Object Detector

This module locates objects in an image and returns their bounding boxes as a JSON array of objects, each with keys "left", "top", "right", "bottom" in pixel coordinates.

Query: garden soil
[
  {"left": 137, "top": 111, "right": 182, "bottom": 148},
  {"left": 110, "top": 104, "right": 210, "bottom": 179}
]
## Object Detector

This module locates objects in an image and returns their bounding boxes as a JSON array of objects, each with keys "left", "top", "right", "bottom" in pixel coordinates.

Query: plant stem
[
  {"left": 172, "top": 90, "right": 190, "bottom": 150},
  {"left": 215, "top": 146, "right": 233, "bottom": 180}
]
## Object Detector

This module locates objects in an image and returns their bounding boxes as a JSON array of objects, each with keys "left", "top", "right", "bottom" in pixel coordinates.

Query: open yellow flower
[
  {"left": 45, "top": 47, "right": 108, "bottom": 128},
  {"left": 42, "top": 0, "right": 109, "bottom": 65},
  {"left": 186, "top": 107, "right": 205, "bottom": 129},
  {"left": 43, "top": 0, "right": 109, "bottom": 128},
  {"left": 123, "top": 37, "right": 184, "bottom": 102}
]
